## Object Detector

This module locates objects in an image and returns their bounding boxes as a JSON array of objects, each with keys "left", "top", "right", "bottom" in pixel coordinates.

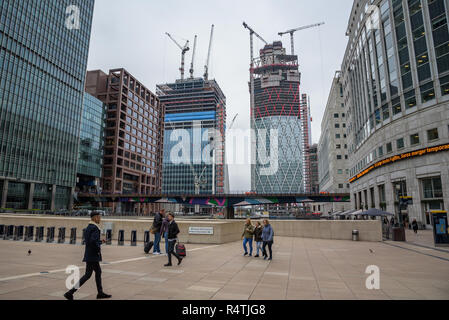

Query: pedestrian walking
[
  {"left": 253, "top": 221, "right": 263, "bottom": 258},
  {"left": 64, "top": 211, "right": 111, "bottom": 300},
  {"left": 165, "top": 212, "right": 183, "bottom": 267},
  {"left": 412, "top": 218, "right": 419, "bottom": 234},
  {"left": 241, "top": 218, "right": 255, "bottom": 256},
  {"left": 151, "top": 209, "right": 165, "bottom": 255},
  {"left": 262, "top": 219, "right": 274, "bottom": 261},
  {"left": 160, "top": 214, "right": 169, "bottom": 255},
  {"left": 383, "top": 217, "right": 390, "bottom": 240}
]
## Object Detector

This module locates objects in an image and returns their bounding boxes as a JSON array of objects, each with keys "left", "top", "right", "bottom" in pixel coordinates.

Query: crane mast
[
  {"left": 165, "top": 32, "right": 190, "bottom": 80},
  {"left": 189, "top": 35, "right": 197, "bottom": 79},
  {"left": 204, "top": 24, "right": 214, "bottom": 80}
]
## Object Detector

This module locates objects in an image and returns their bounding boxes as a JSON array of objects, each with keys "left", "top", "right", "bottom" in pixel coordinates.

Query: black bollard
[
  {"left": 25, "top": 226, "right": 34, "bottom": 241},
  {"left": 13, "top": 225, "right": 19, "bottom": 240},
  {"left": 0, "top": 225, "right": 4, "bottom": 239},
  {"left": 144, "top": 230, "right": 150, "bottom": 244},
  {"left": 69, "top": 228, "right": 77, "bottom": 244},
  {"left": 14, "top": 225, "right": 24, "bottom": 240},
  {"left": 35, "top": 226, "right": 44, "bottom": 242},
  {"left": 7, "top": 225, "right": 14, "bottom": 240},
  {"left": 131, "top": 230, "right": 137, "bottom": 246},
  {"left": 58, "top": 227, "right": 66, "bottom": 243},
  {"left": 46, "top": 227, "right": 55, "bottom": 243},
  {"left": 81, "top": 228, "right": 86, "bottom": 245},
  {"left": 118, "top": 230, "right": 124, "bottom": 246},
  {"left": 106, "top": 229, "right": 112, "bottom": 245}
]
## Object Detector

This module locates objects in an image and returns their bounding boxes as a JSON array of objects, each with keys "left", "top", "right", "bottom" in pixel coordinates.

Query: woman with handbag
[{"left": 165, "top": 212, "right": 183, "bottom": 267}]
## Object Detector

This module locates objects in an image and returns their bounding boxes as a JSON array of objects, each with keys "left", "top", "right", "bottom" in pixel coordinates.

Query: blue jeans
[
  {"left": 256, "top": 241, "right": 263, "bottom": 255},
  {"left": 164, "top": 231, "right": 168, "bottom": 253},
  {"left": 243, "top": 237, "right": 253, "bottom": 255},
  {"left": 153, "top": 232, "right": 161, "bottom": 253}
]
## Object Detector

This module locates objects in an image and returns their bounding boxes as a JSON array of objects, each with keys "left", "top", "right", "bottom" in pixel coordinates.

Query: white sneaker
[{"left": 154, "top": 252, "right": 161, "bottom": 255}]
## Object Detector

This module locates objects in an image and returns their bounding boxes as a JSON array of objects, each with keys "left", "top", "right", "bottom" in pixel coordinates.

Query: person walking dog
[
  {"left": 165, "top": 212, "right": 183, "bottom": 267},
  {"left": 253, "top": 221, "right": 263, "bottom": 258},
  {"left": 262, "top": 219, "right": 274, "bottom": 261},
  {"left": 64, "top": 211, "right": 111, "bottom": 300},
  {"left": 242, "top": 218, "right": 255, "bottom": 256}
]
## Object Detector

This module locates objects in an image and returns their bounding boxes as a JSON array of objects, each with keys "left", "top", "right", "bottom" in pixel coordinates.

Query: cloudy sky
[{"left": 87, "top": 0, "right": 354, "bottom": 192}]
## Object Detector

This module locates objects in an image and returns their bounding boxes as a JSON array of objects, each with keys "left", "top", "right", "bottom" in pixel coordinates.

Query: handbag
[{"left": 175, "top": 240, "right": 186, "bottom": 257}]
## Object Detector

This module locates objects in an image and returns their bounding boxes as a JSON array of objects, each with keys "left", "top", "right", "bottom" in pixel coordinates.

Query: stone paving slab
[{"left": 0, "top": 236, "right": 448, "bottom": 300}]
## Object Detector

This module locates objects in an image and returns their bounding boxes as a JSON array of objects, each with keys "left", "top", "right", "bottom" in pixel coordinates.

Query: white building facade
[{"left": 318, "top": 72, "right": 352, "bottom": 215}]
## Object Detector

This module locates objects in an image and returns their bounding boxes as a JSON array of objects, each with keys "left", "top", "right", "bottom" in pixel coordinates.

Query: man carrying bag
[{"left": 164, "top": 212, "right": 183, "bottom": 267}]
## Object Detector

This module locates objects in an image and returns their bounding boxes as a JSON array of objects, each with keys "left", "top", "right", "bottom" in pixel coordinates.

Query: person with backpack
[
  {"left": 151, "top": 209, "right": 165, "bottom": 255},
  {"left": 253, "top": 221, "right": 263, "bottom": 258},
  {"left": 262, "top": 219, "right": 274, "bottom": 261},
  {"left": 64, "top": 211, "right": 111, "bottom": 300},
  {"left": 241, "top": 218, "right": 255, "bottom": 256},
  {"left": 165, "top": 212, "right": 183, "bottom": 267}
]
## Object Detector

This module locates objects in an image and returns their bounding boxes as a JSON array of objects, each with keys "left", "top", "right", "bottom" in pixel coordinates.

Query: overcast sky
[{"left": 87, "top": 0, "right": 354, "bottom": 192}]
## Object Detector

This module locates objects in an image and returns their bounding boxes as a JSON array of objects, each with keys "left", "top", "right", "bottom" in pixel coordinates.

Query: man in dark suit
[
  {"left": 164, "top": 212, "right": 183, "bottom": 267},
  {"left": 64, "top": 211, "right": 111, "bottom": 300}
]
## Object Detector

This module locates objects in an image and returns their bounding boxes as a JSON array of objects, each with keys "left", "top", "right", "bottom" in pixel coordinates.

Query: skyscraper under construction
[
  {"left": 156, "top": 78, "right": 228, "bottom": 195},
  {"left": 250, "top": 41, "right": 305, "bottom": 194}
]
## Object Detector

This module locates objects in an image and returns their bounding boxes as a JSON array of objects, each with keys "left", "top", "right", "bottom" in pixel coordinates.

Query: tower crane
[
  {"left": 228, "top": 113, "right": 239, "bottom": 130},
  {"left": 203, "top": 24, "right": 214, "bottom": 80},
  {"left": 165, "top": 32, "right": 190, "bottom": 80},
  {"left": 278, "top": 22, "right": 325, "bottom": 55},
  {"left": 189, "top": 35, "right": 197, "bottom": 79}
]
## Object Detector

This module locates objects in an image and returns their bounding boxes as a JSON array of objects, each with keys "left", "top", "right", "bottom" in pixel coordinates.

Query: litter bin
[
  {"left": 352, "top": 230, "right": 359, "bottom": 241},
  {"left": 392, "top": 226, "right": 406, "bottom": 241}
]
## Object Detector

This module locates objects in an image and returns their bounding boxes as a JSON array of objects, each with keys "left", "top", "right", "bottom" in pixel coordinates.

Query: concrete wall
[{"left": 0, "top": 214, "right": 382, "bottom": 243}]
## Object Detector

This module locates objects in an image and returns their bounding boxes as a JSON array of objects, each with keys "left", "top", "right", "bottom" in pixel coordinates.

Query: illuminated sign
[{"left": 349, "top": 143, "right": 449, "bottom": 184}]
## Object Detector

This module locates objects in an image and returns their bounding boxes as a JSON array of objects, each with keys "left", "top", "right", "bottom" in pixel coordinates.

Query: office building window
[
  {"left": 386, "top": 142, "right": 393, "bottom": 153},
  {"left": 427, "top": 128, "right": 439, "bottom": 141},
  {"left": 396, "top": 138, "right": 405, "bottom": 149},
  {"left": 420, "top": 82, "right": 435, "bottom": 103},
  {"left": 421, "top": 177, "right": 443, "bottom": 199},
  {"left": 410, "top": 133, "right": 420, "bottom": 145},
  {"left": 378, "top": 146, "right": 384, "bottom": 157}
]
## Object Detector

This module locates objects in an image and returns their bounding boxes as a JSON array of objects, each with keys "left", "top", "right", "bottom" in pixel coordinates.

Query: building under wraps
[
  {"left": 157, "top": 78, "right": 228, "bottom": 195},
  {"left": 251, "top": 41, "right": 308, "bottom": 194}
]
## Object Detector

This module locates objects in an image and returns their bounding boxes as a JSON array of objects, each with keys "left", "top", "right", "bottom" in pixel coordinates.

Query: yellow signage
[{"left": 349, "top": 143, "right": 449, "bottom": 183}]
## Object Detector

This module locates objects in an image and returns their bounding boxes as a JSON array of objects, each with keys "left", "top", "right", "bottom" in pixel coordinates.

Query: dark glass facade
[
  {"left": 76, "top": 93, "right": 105, "bottom": 192},
  {"left": 0, "top": 0, "right": 95, "bottom": 209}
]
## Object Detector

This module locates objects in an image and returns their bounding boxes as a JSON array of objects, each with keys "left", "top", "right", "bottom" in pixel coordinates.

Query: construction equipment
[
  {"left": 278, "top": 22, "right": 325, "bottom": 55},
  {"left": 228, "top": 113, "right": 239, "bottom": 130},
  {"left": 189, "top": 35, "right": 197, "bottom": 79},
  {"left": 203, "top": 24, "right": 214, "bottom": 80},
  {"left": 165, "top": 32, "right": 190, "bottom": 80}
]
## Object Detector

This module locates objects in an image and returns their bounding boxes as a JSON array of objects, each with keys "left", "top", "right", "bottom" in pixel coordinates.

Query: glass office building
[
  {"left": 76, "top": 93, "right": 105, "bottom": 193},
  {"left": 343, "top": 0, "right": 449, "bottom": 227},
  {"left": 157, "top": 78, "right": 228, "bottom": 195},
  {"left": 0, "top": 0, "right": 95, "bottom": 210}
]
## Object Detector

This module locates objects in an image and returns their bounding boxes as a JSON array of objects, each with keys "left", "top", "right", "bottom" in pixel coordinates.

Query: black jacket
[
  {"left": 152, "top": 212, "right": 163, "bottom": 232},
  {"left": 254, "top": 226, "right": 263, "bottom": 242},
  {"left": 83, "top": 223, "right": 102, "bottom": 262},
  {"left": 167, "top": 220, "right": 180, "bottom": 240}
]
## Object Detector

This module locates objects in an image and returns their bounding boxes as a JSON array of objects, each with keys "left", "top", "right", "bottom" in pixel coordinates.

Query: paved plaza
[{"left": 0, "top": 230, "right": 448, "bottom": 300}]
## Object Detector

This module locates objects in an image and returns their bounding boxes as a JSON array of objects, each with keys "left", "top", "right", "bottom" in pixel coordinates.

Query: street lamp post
[{"left": 394, "top": 184, "right": 406, "bottom": 241}]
